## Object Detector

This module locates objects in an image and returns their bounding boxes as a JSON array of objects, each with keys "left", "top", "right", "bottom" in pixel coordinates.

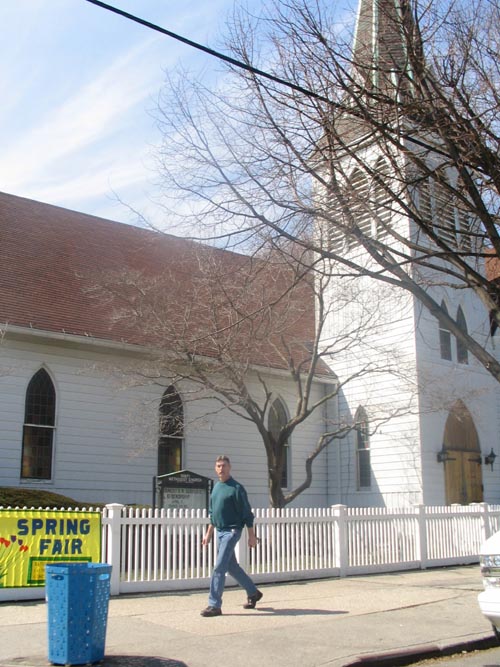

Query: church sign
[{"left": 154, "top": 470, "right": 213, "bottom": 512}]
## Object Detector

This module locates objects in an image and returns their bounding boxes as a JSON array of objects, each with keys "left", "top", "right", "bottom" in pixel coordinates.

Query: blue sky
[{"left": 0, "top": 0, "right": 247, "bottom": 226}]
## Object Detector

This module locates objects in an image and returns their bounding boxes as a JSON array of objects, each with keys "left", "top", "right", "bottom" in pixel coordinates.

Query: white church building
[{"left": 1, "top": 0, "right": 499, "bottom": 509}]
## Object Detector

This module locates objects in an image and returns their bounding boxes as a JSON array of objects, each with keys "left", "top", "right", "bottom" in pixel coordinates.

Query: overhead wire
[
  {"left": 82, "top": 0, "right": 476, "bottom": 170},
  {"left": 83, "top": 0, "right": 331, "bottom": 104}
]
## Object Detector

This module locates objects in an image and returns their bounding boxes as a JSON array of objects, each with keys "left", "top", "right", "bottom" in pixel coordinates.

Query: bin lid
[{"left": 45, "top": 562, "right": 112, "bottom": 575}]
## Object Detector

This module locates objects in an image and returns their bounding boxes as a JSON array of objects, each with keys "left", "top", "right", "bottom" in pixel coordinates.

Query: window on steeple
[
  {"left": 457, "top": 211, "right": 473, "bottom": 252},
  {"left": 456, "top": 307, "right": 469, "bottom": 365},
  {"left": 417, "top": 177, "right": 433, "bottom": 225},
  {"left": 373, "top": 158, "right": 392, "bottom": 238},
  {"left": 412, "top": 170, "right": 462, "bottom": 249},
  {"left": 433, "top": 173, "right": 457, "bottom": 246},
  {"left": 326, "top": 160, "right": 392, "bottom": 252},
  {"left": 455, "top": 177, "right": 476, "bottom": 253},
  {"left": 349, "top": 169, "right": 372, "bottom": 239},
  {"left": 439, "top": 301, "right": 452, "bottom": 361}
]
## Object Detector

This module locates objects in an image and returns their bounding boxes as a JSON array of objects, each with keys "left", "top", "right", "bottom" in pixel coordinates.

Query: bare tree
[
  {"left": 92, "top": 245, "right": 415, "bottom": 507},
  {"left": 154, "top": 0, "right": 500, "bottom": 382}
]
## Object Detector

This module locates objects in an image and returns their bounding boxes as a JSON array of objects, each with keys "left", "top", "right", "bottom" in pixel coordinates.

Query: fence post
[
  {"left": 105, "top": 503, "right": 124, "bottom": 596},
  {"left": 414, "top": 504, "right": 428, "bottom": 569},
  {"left": 235, "top": 528, "right": 250, "bottom": 573},
  {"left": 480, "top": 502, "right": 491, "bottom": 542},
  {"left": 331, "top": 505, "right": 348, "bottom": 577}
]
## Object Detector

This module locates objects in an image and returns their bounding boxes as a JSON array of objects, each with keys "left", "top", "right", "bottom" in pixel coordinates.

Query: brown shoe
[
  {"left": 200, "top": 606, "right": 222, "bottom": 617},
  {"left": 243, "top": 589, "right": 263, "bottom": 609}
]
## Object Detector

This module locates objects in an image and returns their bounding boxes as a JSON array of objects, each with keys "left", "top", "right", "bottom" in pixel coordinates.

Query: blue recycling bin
[{"left": 46, "top": 562, "right": 112, "bottom": 665}]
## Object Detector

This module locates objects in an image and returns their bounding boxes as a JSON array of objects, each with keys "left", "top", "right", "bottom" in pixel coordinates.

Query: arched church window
[
  {"left": 325, "top": 197, "right": 347, "bottom": 253},
  {"left": 455, "top": 177, "right": 474, "bottom": 252},
  {"left": 408, "top": 168, "right": 433, "bottom": 247},
  {"left": 417, "top": 177, "right": 432, "bottom": 225},
  {"left": 439, "top": 301, "right": 452, "bottom": 361},
  {"left": 158, "top": 386, "right": 183, "bottom": 476},
  {"left": 373, "top": 158, "right": 392, "bottom": 238},
  {"left": 354, "top": 406, "right": 371, "bottom": 489},
  {"left": 456, "top": 307, "right": 469, "bottom": 365},
  {"left": 21, "top": 368, "right": 56, "bottom": 480},
  {"left": 432, "top": 172, "right": 457, "bottom": 246},
  {"left": 457, "top": 211, "right": 473, "bottom": 252},
  {"left": 268, "top": 397, "right": 290, "bottom": 488},
  {"left": 349, "top": 169, "right": 372, "bottom": 239}
]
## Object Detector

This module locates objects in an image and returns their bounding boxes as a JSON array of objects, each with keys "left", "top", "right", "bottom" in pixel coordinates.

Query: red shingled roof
[{"left": 0, "top": 192, "right": 326, "bottom": 375}]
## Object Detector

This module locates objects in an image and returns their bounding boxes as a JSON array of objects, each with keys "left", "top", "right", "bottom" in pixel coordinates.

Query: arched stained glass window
[
  {"left": 158, "top": 386, "right": 183, "bottom": 476},
  {"left": 268, "top": 398, "right": 290, "bottom": 488},
  {"left": 354, "top": 406, "right": 371, "bottom": 489},
  {"left": 21, "top": 369, "right": 56, "bottom": 480}
]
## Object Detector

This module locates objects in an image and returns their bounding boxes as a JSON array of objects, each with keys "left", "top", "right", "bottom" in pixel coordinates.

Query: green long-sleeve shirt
[{"left": 209, "top": 477, "right": 254, "bottom": 529}]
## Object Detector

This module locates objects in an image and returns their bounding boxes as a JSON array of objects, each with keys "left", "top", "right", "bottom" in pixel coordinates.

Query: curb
[
  {"left": 343, "top": 635, "right": 498, "bottom": 667},
  {"left": 0, "top": 657, "right": 187, "bottom": 667}
]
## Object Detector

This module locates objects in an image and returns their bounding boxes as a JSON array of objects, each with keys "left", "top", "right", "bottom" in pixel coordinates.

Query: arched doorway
[{"left": 442, "top": 400, "right": 483, "bottom": 504}]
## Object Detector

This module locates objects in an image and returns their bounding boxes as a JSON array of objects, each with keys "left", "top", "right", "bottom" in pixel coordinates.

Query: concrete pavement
[{"left": 0, "top": 565, "right": 496, "bottom": 667}]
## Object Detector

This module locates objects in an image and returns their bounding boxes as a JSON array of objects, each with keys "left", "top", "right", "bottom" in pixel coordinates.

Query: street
[{"left": 415, "top": 645, "right": 500, "bottom": 667}]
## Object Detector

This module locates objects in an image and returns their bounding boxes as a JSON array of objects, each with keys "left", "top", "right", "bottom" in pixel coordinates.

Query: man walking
[{"left": 201, "top": 455, "right": 263, "bottom": 617}]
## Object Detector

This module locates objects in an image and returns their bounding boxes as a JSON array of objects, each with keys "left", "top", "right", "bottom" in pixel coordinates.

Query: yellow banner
[{"left": 0, "top": 509, "right": 101, "bottom": 587}]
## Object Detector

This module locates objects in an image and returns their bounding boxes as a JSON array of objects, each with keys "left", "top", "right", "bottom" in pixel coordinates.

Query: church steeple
[{"left": 352, "top": 0, "right": 422, "bottom": 101}]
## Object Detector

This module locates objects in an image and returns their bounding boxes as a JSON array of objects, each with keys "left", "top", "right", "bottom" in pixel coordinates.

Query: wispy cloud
[
  {"left": 0, "top": 36, "right": 162, "bottom": 190},
  {"left": 0, "top": 0, "right": 254, "bottom": 224}
]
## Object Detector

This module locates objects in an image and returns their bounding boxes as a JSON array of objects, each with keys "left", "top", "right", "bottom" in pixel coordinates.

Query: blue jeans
[{"left": 208, "top": 528, "right": 258, "bottom": 608}]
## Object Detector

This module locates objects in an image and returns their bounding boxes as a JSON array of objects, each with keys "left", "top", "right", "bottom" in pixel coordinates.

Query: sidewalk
[{"left": 0, "top": 565, "right": 495, "bottom": 667}]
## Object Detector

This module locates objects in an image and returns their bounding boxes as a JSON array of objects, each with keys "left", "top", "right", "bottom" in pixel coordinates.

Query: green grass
[{"left": 0, "top": 487, "right": 103, "bottom": 509}]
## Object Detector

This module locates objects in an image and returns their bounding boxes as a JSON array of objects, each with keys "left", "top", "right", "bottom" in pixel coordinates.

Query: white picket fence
[
  {"left": 3, "top": 502, "right": 500, "bottom": 600},
  {"left": 101, "top": 502, "right": 500, "bottom": 596}
]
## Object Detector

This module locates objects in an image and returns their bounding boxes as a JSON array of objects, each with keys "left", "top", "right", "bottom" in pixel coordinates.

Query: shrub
[{"left": 0, "top": 487, "right": 103, "bottom": 509}]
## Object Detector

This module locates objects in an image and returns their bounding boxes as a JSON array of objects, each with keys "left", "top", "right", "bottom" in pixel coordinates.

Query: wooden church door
[{"left": 442, "top": 400, "right": 483, "bottom": 504}]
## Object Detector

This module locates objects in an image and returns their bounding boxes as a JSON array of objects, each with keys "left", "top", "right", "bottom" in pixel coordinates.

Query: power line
[
  {"left": 83, "top": 0, "right": 330, "bottom": 104},
  {"left": 82, "top": 0, "right": 467, "bottom": 169}
]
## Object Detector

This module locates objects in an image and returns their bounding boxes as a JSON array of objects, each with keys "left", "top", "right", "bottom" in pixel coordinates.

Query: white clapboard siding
[{"left": 0, "top": 336, "right": 330, "bottom": 508}]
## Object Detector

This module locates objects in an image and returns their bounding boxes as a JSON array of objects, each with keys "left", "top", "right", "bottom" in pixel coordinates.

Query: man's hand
[
  {"left": 202, "top": 525, "right": 214, "bottom": 546},
  {"left": 247, "top": 527, "right": 260, "bottom": 549}
]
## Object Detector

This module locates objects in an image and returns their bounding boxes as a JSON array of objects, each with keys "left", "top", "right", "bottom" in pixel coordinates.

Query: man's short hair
[{"left": 215, "top": 455, "right": 231, "bottom": 464}]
